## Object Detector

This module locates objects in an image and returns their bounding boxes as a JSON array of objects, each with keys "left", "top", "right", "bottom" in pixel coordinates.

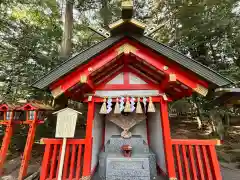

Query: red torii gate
[{"left": 0, "top": 102, "right": 53, "bottom": 180}]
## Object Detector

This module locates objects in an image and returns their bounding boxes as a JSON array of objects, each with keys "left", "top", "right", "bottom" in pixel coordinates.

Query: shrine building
[{"left": 31, "top": 1, "right": 234, "bottom": 180}]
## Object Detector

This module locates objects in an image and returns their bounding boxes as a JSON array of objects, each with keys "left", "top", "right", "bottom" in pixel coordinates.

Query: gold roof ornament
[
  {"left": 194, "top": 84, "right": 208, "bottom": 96},
  {"left": 108, "top": 0, "right": 146, "bottom": 36},
  {"left": 116, "top": 43, "right": 137, "bottom": 55},
  {"left": 122, "top": 0, "right": 133, "bottom": 19}
]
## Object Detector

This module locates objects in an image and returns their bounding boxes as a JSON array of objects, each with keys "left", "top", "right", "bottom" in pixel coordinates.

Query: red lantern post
[
  {"left": 18, "top": 102, "right": 53, "bottom": 180},
  {"left": 0, "top": 104, "right": 18, "bottom": 176}
]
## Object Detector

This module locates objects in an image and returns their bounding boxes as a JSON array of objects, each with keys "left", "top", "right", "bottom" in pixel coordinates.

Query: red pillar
[
  {"left": 18, "top": 111, "right": 38, "bottom": 180},
  {"left": 82, "top": 97, "right": 95, "bottom": 179},
  {"left": 160, "top": 97, "right": 177, "bottom": 179},
  {"left": 0, "top": 111, "right": 14, "bottom": 176},
  {"left": 208, "top": 145, "right": 222, "bottom": 180}
]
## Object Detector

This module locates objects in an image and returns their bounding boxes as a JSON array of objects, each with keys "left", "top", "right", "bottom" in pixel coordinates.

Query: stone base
[{"left": 98, "top": 135, "right": 157, "bottom": 180}]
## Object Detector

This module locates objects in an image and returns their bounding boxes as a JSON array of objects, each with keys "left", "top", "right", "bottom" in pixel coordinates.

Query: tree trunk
[
  {"left": 192, "top": 94, "right": 203, "bottom": 129},
  {"left": 60, "top": 0, "right": 73, "bottom": 59}
]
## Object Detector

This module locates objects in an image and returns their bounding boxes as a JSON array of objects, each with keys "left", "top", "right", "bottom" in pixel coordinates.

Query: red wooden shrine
[{"left": 1, "top": 1, "right": 233, "bottom": 180}]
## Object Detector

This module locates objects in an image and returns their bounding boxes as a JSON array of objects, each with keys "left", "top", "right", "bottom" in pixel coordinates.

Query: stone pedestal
[{"left": 99, "top": 135, "right": 157, "bottom": 180}]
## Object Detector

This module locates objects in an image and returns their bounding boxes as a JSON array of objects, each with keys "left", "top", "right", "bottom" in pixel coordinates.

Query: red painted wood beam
[
  {"left": 90, "top": 56, "right": 121, "bottom": 77},
  {"left": 160, "top": 97, "right": 177, "bottom": 179},
  {"left": 159, "top": 73, "right": 176, "bottom": 93},
  {"left": 86, "top": 78, "right": 95, "bottom": 90},
  {"left": 169, "top": 83, "right": 193, "bottom": 98},
  {"left": 0, "top": 113, "right": 14, "bottom": 176},
  {"left": 132, "top": 50, "right": 200, "bottom": 90},
  {"left": 83, "top": 96, "right": 172, "bottom": 103},
  {"left": 82, "top": 98, "right": 95, "bottom": 178},
  {"left": 96, "top": 84, "right": 160, "bottom": 90},
  {"left": 127, "top": 65, "right": 159, "bottom": 85},
  {"left": 39, "top": 144, "right": 51, "bottom": 180},
  {"left": 95, "top": 65, "right": 124, "bottom": 89},
  {"left": 50, "top": 38, "right": 209, "bottom": 99},
  {"left": 71, "top": 85, "right": 92, "bottom": 102},
  {"left": 18, "top": 111, "right": 38, "bottom": 180},
  {"left": 50, "top": 41, "right": 129, "bottom": 98},
  {"left": 131, "top": 62, "right": 163, "bottom": 81},
  {"left": 94, "top": 64, "right": 124, "bottom": 85},
  {"left": 208, "top": 145, "right": 222, "bottom": 180},
  {"left": 92, "top": 60, "right": 123, "bottom": 83},
  {"left": 40, "top": 138, "right": 86, "bottom": 144},
  {"left": 50, "top": 39, "right": 128, "bottom": 90},
  {"left": 172, "top": 139, "right": 221, "bottom": 146},
  {"left": 57, "top": 51, "right": 117, "bottom": 96},
  {"left": 127, "top": 39, "right": 209, "bottom": 88},
  {"left": 95, "top": 64, "right": 161, "bottom": 90},
  {"left": 124, "top": 72, "right": 130, "bottom": 85}
]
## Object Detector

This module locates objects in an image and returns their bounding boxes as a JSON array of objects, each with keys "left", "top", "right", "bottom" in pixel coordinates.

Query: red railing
[
  {"left": 172, "top": 139, "right": 222, "bottom": 180},
  {"left": 40, "top": 138, "right": 86, "bottom": 180}
]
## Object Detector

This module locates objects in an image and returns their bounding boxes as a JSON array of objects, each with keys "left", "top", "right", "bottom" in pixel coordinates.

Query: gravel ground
[{"left": 221, "top": 166, "right": 240, "bottom": 180}]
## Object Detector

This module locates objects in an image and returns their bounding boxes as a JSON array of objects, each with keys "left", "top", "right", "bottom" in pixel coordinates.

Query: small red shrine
[{"left": 30, "top": 1, "right": 233, "bottom": 180}]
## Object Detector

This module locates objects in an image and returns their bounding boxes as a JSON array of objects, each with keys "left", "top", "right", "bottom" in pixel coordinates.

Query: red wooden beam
[
  {"left": 195, "top": 145, "right": 205, "bottom": 180},
  {"left": 173, "top": 84, "right": 192, "bottom": 98},
  {"left": 68, "top": 85, "right": 85, "bottom": 101},
  {"left": 172, "top": 139, "right": 221, "bottom": 146},
  {"left": 174, "top": 145, "right": 183, "bottom": 180},
  {"left": 83, "top": 96, "right": 172, "bottom": 103},
  {"left": 39, "top": 144, "right": 51, "bottom": 180},
  {"left": 182, "top": 145, "right": 191, "bottom": 180},
  {"left": 50, "top": 51, "right": 118, "bottom": 98},
  {"left": 50, "top": 40, "right": 129, "bottom": 98},
  {"left": 49, "top": 144, "right": 58, "bottom": 179},
  {"left": 82, "top": 98, "right": 95, "bottom": 178},
  {"left": 133, "top": 50, "right": 201, "bottom": 90},
  {"left": 127, "top": 39, "right": 209, "bottom": 88},
  {"left": 95, "top": 65, "right": 124, "bottom": 86},
  {"left": 201, "top": 145, "right": 213, "bottom": 180},
  {"left": 0, "top": 112, "right": 14, "bottom": 176},
  {"left": 75, "top": 144, "right": 83, "bottom": 180},
  {"left": 18, "top": 111, "right": 38, "bottom": 180},
  {"left": 160, "top": 97, "right": 177, "bottom": 179},
  {"left": 95, "top": 64, "right": 162, "bottom": 90},
  {"left": 131, "top": 60, "right": 163, "bottom": 81},
  {"left": 159, "top": 74, "right": 174, "bottom": 92},
  {"left": 69, "top": 144, "right": 76, "bottom": 179},
  {"left": 40, "top": 138, "right": 86, "bottom": 144},
  {"left": 124, "top": 71, "right": 129, "bottom": 85},
  {"left": 63, "top": 144, "right": 70, "bottom": 179},
  {"left": 208, "top": 145, "right": 222, "bottom": 180},
  {"left": 128, "top": 65, "right": 159, "bottom": 85},
  {"left": 96, "top": 84, "right": 160, "bottom": 90},
  {"left": 92, "top": 60, "right": 123, "bottom": 83},
  {"left": 188, "top": 145, "right": 198, "bottom": 180},
  {"left": 50, "top": 38, "right": 209, "bottom": 99},
  {"left": 50, "top": 39, "right": 128, "bottom": 89}
]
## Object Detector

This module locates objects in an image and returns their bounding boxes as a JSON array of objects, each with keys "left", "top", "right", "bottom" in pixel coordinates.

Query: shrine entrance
[{"left": 33, "top": 1, "right": 233, "bottom": 179}]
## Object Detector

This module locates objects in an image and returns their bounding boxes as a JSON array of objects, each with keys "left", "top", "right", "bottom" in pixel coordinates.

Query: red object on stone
[{"left": 121, "top": 145, "right": 132, "bottom": 157}]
